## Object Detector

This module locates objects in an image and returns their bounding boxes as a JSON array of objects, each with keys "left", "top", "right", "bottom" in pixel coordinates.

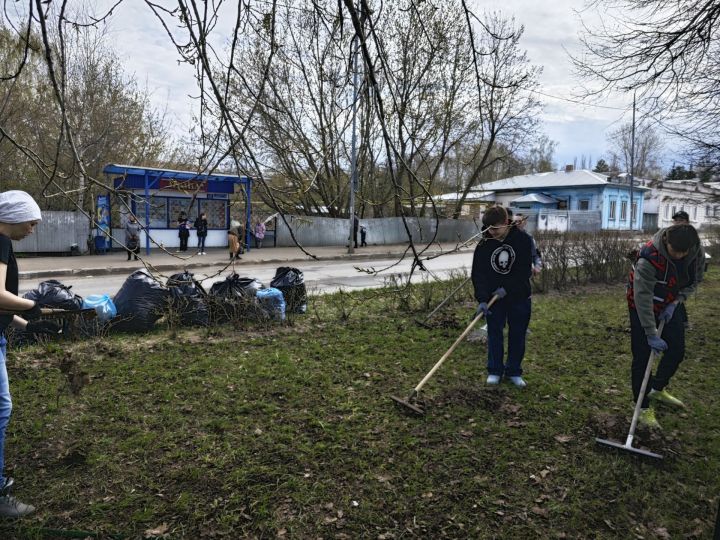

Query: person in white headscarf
[{"left": 0, "top": 190, "right": 60, "bottom": 518}]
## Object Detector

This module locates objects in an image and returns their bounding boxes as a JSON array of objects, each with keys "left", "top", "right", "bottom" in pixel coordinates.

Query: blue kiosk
[{"left": 103, "top": 164, "right": 252, "bottom": 255}]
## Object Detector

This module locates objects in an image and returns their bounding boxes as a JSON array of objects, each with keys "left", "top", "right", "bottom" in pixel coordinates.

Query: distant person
[
  {"left": 124, "top": 214, "right": 141, "bottom": 261},
  {"left": 254, "top": 219, "right": 266, "bottom": 249},
  {"left": 626, "top": 224, "right": 702, "bottom": 429},
  {"left": 353, "top": 215, "right": 359, "bottom": 249},
  {"left": 228, "top": 219, "right": 242, "bottom": 260},
  {"left": 194, "top": 212, "right": 208, "bottom": 255},
  {"left": 360, "top": 224, "right": 367, "bottom": 247},
  {"left": 514, "top": 214, "right": 542, "bottom": 275},
  {"left": 472, "top": 205, "right": 534, "bottom": 388},
  {"left": 0, "top": 190, "right": 61, "bottom": 518},
  {"left": 177, "top": 211, "right": 190, "bottom": 253}
]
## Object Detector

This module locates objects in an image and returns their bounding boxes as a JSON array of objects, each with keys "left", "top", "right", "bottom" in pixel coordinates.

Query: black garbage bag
[
  {"left": 209, "top": 274, "right": 262, "bottom": 298},
  {"left": 167, "top": 271, "right": 209, "bottom": 326},
  {"left": 112, "top": 270, "right": 169, "bottom": 332},
  {"left": 208, "top": 274, "right": 263, "bottom": 322},
  {"left": 270, "top": 267, "right": 307, "bottom": 314},
  {"left": 23, "top": 279, "right": 83, "bottom": 310}
]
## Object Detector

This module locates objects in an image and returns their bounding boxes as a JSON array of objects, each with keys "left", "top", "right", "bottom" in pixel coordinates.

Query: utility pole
[
  {"left": 347, "top": 15, "right": 360, "bottom": 254},
  {"left": 629, "top": 91, "right": 636, "bottom": 230}
]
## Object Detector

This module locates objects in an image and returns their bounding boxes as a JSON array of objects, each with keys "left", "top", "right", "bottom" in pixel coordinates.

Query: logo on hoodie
[{"left": 491, "top": 245, "right": 516, "bottom": 274}]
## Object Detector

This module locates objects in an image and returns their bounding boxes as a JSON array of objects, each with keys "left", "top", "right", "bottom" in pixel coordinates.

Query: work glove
[
  {"left": 21, "top": 302, "right": 42, "bottom": 320},
  {"left": 647, "top": 335, "right": 668, "bottom": 353},
  {"left": 25, "top": 320, "right": 62, "bottom": 335},
  {"left": 658, "top": 302, "right": 677, "bottom": 323},
  {"left": 475, "top": 302, "right": 490, "bottom": 319},
  {"left": 492, "top": 287, "right": 507, "bottom": 299}
]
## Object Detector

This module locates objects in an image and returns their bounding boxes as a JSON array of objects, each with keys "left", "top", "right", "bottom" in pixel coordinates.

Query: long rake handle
[
  {"left": 626, "top": 319, "right": 666, "bottom": 447},
  {"left": 420, "top": 276, "right": 471, "bottom": 325},
  {"left": 413, "top": 295, "right": 499, "bottom": 394}
]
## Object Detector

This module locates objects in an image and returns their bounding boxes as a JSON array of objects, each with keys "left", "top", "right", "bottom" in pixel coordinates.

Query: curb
[{"left": 19, "top": 248, "right": 472, "bottom": 280}]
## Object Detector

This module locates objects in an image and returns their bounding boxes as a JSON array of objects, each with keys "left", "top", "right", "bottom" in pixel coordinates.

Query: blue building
[{"left": 478, "top": 169, "right": 648, "bottom": 231}]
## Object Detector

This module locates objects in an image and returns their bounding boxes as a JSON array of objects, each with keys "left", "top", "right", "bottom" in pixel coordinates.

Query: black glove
[
  {"left": 26, "top": 320, "right": 62, "bottom": 335},
  {"left": 22, "top": 302, "right": 42, "bottom": 320}
]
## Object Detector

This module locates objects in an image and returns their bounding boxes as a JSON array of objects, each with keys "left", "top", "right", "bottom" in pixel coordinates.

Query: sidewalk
[{"left": 17, "top": 243, "right": 474, "bottom": 280}]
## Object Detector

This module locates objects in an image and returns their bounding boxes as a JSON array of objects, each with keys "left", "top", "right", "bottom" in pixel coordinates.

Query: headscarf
[{"left": 0, "top": 190, "right": 42, "bottom": 223}]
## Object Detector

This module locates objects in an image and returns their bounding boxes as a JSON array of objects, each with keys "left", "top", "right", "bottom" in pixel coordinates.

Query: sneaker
[
  {"left": 0, "top": 479, "right": 35, "bottom": 518},
  {"left": 201, "top": 252, "right": 206, "bottom": 255},
  {"left": 649, "top": 389, "right": 685, "bottom": 408},
  {"left": 508, "top": 376, "right": 527, "bottom": 388},
  {"left": 638, "top": 407, "right": 661, "bottom": 430},
  {"left": 486, "top": 374, "right": 501, "bottom": 385}
]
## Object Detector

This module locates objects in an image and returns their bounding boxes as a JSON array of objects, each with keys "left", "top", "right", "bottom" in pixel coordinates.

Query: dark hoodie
[{"left": 472, "top": 226, "right": 533, "bottom": 303}]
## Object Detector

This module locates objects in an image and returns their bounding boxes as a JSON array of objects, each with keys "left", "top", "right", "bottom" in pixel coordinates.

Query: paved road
[{"left": 18, "top": 252, "right": 474, "bottom": 297}]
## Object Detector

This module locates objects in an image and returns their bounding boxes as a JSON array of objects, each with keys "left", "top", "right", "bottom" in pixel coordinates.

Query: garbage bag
[
  {"left": 167, "top": 271, "right": 209, "bottom": 326},
  {"left": 208, "top": 274, "right": 264, "bottom": 322},
  {"left": 112, "top": 270, "right": 169, "bottom": 332},
  {"left": 256, "top": 287, "right": 286, "bottom": 321},
  {"left": 82, "top": 294, "right": 117, "bottom": 322},
  {"left": 270, "top": 267, "right": 307, "bottom": 314},
  {"left": 23, "top": 279, "right": 83, "bottom": 310},
  {"left": 209, "top": 274, "right": 262, "bottom": 298}
]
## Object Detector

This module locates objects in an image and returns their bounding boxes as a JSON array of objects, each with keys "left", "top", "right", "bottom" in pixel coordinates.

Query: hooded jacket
[
  {"left": 627, "top": 228, "right": 701, "bottom": 336},
  {"left": 472, "top": 226, "right": 533, "bottom": 303}
]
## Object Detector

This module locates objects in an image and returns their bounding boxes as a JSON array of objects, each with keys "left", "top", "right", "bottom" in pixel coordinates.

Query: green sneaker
[
  {"left": 649, "top": 389, "right": 685, "bottom": 408},
  {"left": 638, "top": 408, "right": 662, "bottom": 430}
]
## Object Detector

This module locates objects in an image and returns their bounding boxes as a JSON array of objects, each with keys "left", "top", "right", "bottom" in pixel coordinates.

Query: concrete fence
[
  {"left": 275, "top": 215, "right": 482, "bottom": 247},
  {"left": 12, "top": 211, "right": 91, "bottom": 254}
]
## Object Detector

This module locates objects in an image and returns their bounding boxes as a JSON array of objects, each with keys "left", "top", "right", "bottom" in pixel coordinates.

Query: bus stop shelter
[{"left": 104, "top": 164, "right": 252, "bottom": 255}]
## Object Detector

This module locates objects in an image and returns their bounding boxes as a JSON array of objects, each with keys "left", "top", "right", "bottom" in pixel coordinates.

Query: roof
[
  {"left": 477, "top": 169, "right": 649, "bottom": 191},
  {"left": 511, "top": 193, "right": 557, "bottom": 204},
  {"left": 434, "top": 190, "right": 495, "bottom": 202},
  {"left": 104, "top": 164, "right": 251, "bottom": 184}
]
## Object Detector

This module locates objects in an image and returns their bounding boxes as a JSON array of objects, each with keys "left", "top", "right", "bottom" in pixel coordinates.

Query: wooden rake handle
[{"left": 413, "top": 294, "right": 499, "bottom": 394}]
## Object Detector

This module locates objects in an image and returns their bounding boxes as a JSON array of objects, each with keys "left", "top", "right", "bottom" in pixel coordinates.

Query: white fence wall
[
  {"left": 275, "top": 216, "right": 481, "bottom": 247},
  {"left": 12, "top": 211, "right": 91, "bottom": 253}
]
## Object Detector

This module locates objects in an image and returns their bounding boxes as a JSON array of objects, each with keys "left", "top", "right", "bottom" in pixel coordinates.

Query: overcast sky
[{"left": 97, "top": 0, "right": 670, "bottom": 172}]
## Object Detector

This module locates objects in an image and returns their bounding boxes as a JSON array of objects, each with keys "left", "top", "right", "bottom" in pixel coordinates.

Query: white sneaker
[
  {"left": 508, "top": 376, "right": 527, "bottom": 388},
  {"left": 486, "top": 374, "right": 501, "bottom": 385},
  {"left": 202, "top": 252, "right": 206, "bottom": 255}
]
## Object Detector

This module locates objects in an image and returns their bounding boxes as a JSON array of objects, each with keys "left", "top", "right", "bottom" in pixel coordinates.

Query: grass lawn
[{"left": 1, "top": 269, "right": 719, "bottom": 539}]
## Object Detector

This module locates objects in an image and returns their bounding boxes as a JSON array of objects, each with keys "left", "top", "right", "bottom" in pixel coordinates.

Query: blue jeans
[
  {"left": 0, "top": 335, "right": 10, "bottom": 486},
  {"left": 486, "top": 297, "right": 532, "bottom": 377}
]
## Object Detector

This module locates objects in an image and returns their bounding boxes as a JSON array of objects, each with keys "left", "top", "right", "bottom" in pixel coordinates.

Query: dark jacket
[
  {"left": 194, "top": 217, "right": 208, "bottom": 237},
  {"left": 472, "top": 227, "right": 533, "bottom": 303}
]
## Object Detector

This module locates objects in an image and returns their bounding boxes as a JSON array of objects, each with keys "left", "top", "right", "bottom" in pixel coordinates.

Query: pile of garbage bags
[{"left": 13, "top": 266, "right": 307, "bottom": 343}]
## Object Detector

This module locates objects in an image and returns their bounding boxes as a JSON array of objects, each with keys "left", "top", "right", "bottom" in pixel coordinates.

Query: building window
[
  {"left": 620, "top": 200, "right": 628, "bottom": 221},
  {"left": 693, "top": 206, "right": 698, "bottom": 220},
  {"left": 672, "top": 206, "right": 677, "bottom": 217},
  {"left": 665, "top": 205, "right": 670, "bottom": 218},
  {"left": 631, "top": 202, "right": 637, "bottom": 222},
  {"left": 579, "top": 199, "right": 590, "bottom": 210},
  {"left": 199, "top": 199, "right": 228, "bottom": 229},
  {"left": 609, "top": 200, "right": 617, "bottom": 220},
  {"left": 134, "top": 195, "right": 168, "bottom": 228}
]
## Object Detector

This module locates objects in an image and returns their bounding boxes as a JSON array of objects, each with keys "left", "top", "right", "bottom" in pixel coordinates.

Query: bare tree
[
  {"left": 575, "top": 0, "right": 720, "bottom": 169},
  {"left": 607, "top": 122, "right": 664, "bottom": 179}
]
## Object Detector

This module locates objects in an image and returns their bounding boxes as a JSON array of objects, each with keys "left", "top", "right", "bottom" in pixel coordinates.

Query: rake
[
  {"left": 392, "top": 294, "right": 499, "bottom": 415},
  {"left": 595, "top": 320, "right": 666, "bottom": 460}
]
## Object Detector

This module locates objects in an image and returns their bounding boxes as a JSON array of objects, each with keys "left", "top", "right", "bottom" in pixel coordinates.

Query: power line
[{"left": 521, "top": 85, "right": 631, "bottom": 111}]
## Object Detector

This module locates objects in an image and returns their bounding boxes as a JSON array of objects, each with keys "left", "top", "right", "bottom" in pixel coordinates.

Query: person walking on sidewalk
[
  {"left": 253, "top": 219, "right": 266, "bottom": 249},
  {"left": 0, "top": 190, "right": 61, "bottom": 518},
  {"left": 177, "top": 211, "right": 190, "bottom": 252},
  {"left": 124, "top": 214, "right": 141, "bottom": 261},
  {"left": 472, "top": 206, "right": 534, "bottom": 388},
  {"left": 626, "top": 224, "right": 702, "bottom": 429},
  {"left": 194, "top": 212, "right": 208, "bottom": 255},
  {"left": 360, "top": 224, "right": 368, "bottom": 247},
  {"left": 228, "top": 219, "right": 242, "bottom": 260}
]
